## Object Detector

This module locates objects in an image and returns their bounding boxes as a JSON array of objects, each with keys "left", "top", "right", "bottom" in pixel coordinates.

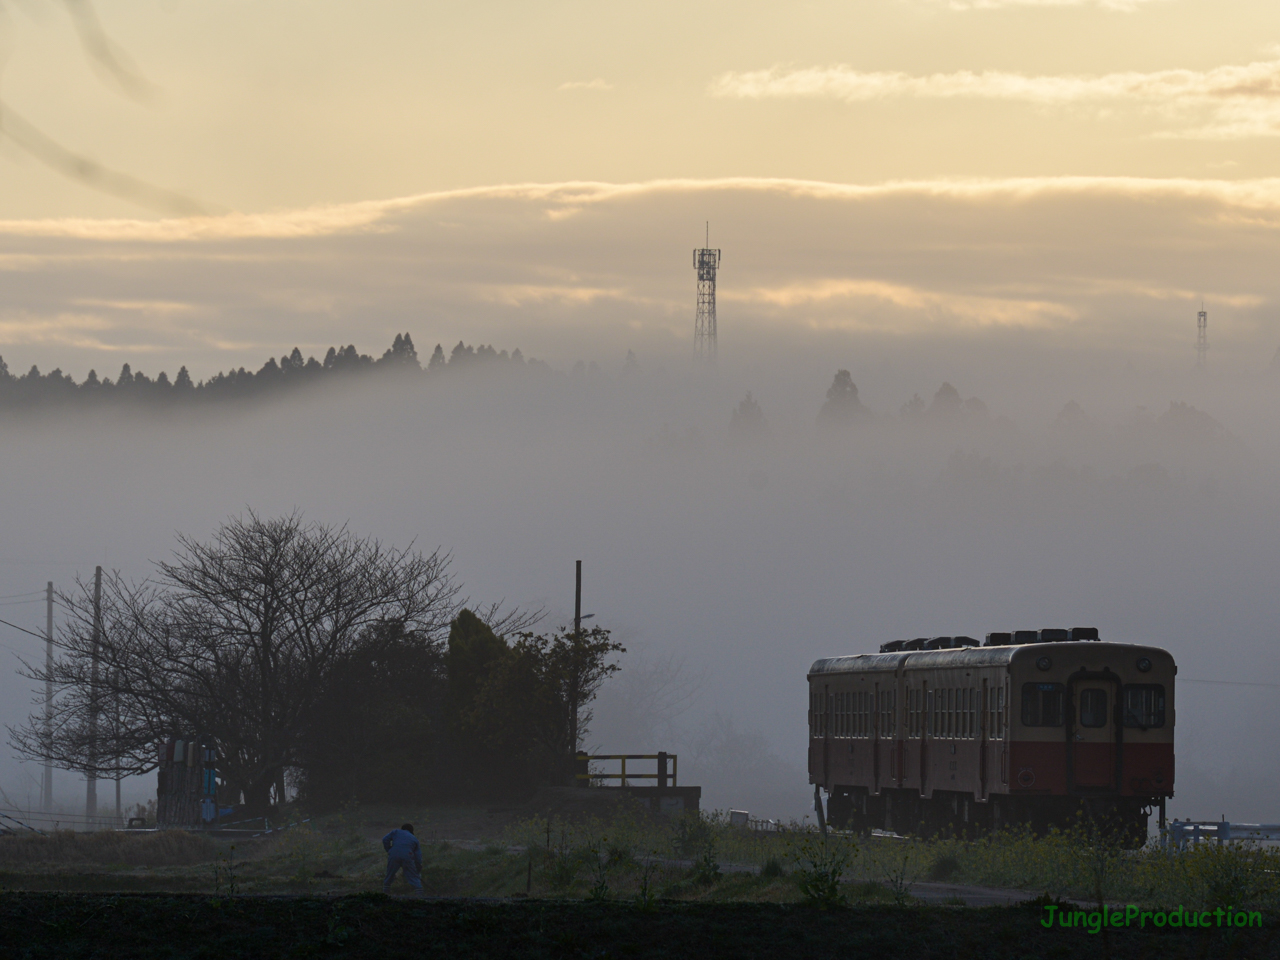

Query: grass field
[
  {"left": 3, "top": 802, "right": 1280, "bottom": 957},
  {"left": 2, "top": 802, "right": 1279, "bottom": 912}
]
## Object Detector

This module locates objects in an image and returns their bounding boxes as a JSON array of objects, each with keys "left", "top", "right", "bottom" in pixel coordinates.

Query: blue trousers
[{"left": 384, "top": 855, "right": 422, "bottom": 891}]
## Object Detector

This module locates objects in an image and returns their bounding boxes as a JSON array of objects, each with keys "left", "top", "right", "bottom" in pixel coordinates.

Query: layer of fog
[{"left": 2, "top": 344, "right": 1279, "bottom": 823}]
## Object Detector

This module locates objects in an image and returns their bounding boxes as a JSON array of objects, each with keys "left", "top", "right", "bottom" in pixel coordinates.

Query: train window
[
  {"left": 1079, "top": 688, "right": 1108, "bottom": 728},
  {"left": 1021, "top": 683, "right": 1066, "bottom": 726},
  {"left": 996, "top": 687, "right": 1005, "bottom": 738},
  {"left": 1122, "top": 685, "right": 1165, "bottom": 729}
]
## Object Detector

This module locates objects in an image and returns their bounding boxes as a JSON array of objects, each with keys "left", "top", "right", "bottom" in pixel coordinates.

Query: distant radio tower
[
  {"left": 693, "top": 222, "right": 720, "bottom": 361},
  {"left": 1197, "top": 304, "right": 1208, "bottom": 370}
]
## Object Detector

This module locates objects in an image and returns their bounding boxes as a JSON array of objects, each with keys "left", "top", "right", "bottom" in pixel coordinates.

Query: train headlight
[
  {"left": 1136, "top": 657, "right": 1152, "bottom": 673},
  {"left": 1036, "top": 656, "right": 1052, "bottom": 671}
]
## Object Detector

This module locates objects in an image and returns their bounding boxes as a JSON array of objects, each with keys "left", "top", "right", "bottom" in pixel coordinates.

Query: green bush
[{"left": 789, "top": 834, "right": 855, "bottom": 908}]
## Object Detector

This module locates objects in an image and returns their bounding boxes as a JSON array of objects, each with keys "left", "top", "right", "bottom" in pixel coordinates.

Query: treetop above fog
[{"left": 0, "top": 333, "right": 543, "bottom": 411}]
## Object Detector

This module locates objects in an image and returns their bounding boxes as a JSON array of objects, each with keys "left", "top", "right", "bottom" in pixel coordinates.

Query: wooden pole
[
  {"left": 86, "top": 566, "right": 101, "bottom": 823},
  {"left": 570, "top": 560, "right": 581, "bottom": 756},
  {"left": 42, "top": 582, "right": 53, "bottom": 812}
]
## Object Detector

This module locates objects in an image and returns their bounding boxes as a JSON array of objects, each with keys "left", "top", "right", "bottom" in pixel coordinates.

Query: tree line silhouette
[
  {"left": 11, "top": 514, "right": 624, "bottom": 812},
  {"left": 0, "top": 335, "right": 541, "bottom": 411}
]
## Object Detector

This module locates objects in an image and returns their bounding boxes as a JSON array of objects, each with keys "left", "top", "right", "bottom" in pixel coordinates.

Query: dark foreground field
[{"left": 0, "top": 894, "right": 1275, "bottom": 960}]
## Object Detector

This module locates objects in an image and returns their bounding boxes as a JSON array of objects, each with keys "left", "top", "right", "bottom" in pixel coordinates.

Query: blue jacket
[{"left": 382, "top": 829, "right": 421, "bottom": 869}]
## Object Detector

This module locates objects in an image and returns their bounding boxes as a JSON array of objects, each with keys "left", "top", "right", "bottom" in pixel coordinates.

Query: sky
[
  {"left": 2, "top": 0, "right": 1280, "bottom": 824},
  {"left": 0, "top": 1, "right": 1278, "bottom": 377}
]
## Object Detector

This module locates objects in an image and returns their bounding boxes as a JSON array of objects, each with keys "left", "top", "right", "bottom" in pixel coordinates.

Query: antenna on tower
[
  {"left": 1197, "top": 302, "right": 1208, "bottom": 371},
  {"left": 693, "top": 224, "right": 720, "bottom": 362}
]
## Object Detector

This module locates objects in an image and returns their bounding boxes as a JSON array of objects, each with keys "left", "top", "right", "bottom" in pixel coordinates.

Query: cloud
[
  {"left": 711, "top": 56, "right": 1280, "bottom": 138},
  {"left": 0, "top": 175, "right": 1278, "bottom": 375},
  {"left": 557, "top": 79, "right": 614, "bottom": 91},
  {"left": 7, "top": 175, "right": 1280, "bottom": 247},
  {"left": 941, "top": 0, "right": 1163, "bottom": 9},
  {"left": 724, "top": 279, "right": 1076, "bottom": 332}
]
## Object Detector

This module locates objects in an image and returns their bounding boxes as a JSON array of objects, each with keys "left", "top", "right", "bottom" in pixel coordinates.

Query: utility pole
[
  {"left": 114, "top": 665, "right": 122, "bottom": 826},
  {"left": 570, "top": 560, "right": 582, "bottom": 755},
  {"left": 42, "top": 582, "right": 53, "bottom": 812},
  {"left": 86, "top": 566, "right": 102, "bottom": 824},
  {"left": 575, "top": 560, "right": 582, "bottom": 637}
]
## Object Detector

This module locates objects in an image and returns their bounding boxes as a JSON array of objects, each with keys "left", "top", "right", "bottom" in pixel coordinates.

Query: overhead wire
[{"left": 0, "top": 616, "right": 47, "bottom": 640}]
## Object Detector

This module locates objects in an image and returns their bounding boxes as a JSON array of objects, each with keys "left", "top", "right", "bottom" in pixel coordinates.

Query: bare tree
[{"left": 8, "top": 512, "right": 516, "bottom": 811}]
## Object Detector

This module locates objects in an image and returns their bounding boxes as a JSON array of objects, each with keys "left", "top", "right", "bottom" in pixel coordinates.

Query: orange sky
[{"left": 1, "top": 1, "right": 1278, "bottom": 370}]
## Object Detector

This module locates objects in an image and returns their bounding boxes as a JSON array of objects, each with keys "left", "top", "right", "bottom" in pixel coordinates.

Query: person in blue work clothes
[{"left": 382, "top": 822, "right": 423, "bottom": 895}]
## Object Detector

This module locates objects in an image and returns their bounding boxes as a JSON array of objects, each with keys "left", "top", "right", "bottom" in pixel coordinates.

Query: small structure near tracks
[{"left": 574, "top": 752, "right": 701, "bottom": 814}]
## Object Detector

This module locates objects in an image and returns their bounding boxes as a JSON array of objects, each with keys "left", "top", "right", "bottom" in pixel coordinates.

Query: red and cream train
[{"left": 807, "top": 629, "right": 1174, "bottom": 841}]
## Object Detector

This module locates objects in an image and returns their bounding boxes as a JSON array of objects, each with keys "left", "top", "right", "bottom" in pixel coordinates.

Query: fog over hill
[{"left": 1, "top": 340, "right": 1278, "bottom": 823}]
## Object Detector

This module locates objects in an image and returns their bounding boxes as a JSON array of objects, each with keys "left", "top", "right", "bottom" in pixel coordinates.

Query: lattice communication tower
[
  {"left": 1197, "top": 305, "right": 1208, "bottom": 370},
  {"left": 693, "top": 222, "right": 720, "bottom": 361}
]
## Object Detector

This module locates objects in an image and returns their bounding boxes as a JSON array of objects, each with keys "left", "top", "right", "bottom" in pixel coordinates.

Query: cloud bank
[
  {"left": 712, "top": 56, "right": 1280, "bottom": 138},
  {"left": 0, "top": 176, "right": 1277, "bottom": 389}
]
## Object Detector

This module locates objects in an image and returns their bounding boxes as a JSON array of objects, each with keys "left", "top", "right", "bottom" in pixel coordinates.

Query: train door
[
  {"left": 919, "top": 682, "right": 930, "bottom": 796},
  {"left": 872, "top": 682, "right": 881, "bottom": 794},
  {"left": 979, "top": 678, "right": 989, "bottom": 800},
  {"left": 896, "top": 674, "right": 906, "bottom": 788},
  {"left": 822, "top": 684, "right": 831, "bottom": 790},
  {"left": 1068, "top": 676, "right": 1118, "bottom": 790}
]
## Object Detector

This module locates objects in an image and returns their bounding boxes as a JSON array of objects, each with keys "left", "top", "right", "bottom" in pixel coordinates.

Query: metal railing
[
  {"left": 575, "top": 752, "right": 678, "bottom": 788},
  {"left": 1165, "top": 820, "right": 1280, "bottom": 848}
]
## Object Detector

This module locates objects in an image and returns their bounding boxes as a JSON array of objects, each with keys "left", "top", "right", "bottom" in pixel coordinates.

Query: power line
[
  {"left": 0, "top": 616, "right": 46, "bottom": 640},
  {"left": 0, "top": 590, "right": 46, "bottom": 599},
  {"left": 1181, "top": 678, "right": 1280, "bottom": 688}
]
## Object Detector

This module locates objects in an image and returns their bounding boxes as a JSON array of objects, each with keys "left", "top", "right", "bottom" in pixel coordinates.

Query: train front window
[
  {"left": 1021, "top": 683, "right": 1065, "bottom": 726},
  {"left": 1079, "top": 688, "right": 1108, "bottom": 727},
  {"left": 1122, "top": 685, "right": 1165, "bottom": 729}
]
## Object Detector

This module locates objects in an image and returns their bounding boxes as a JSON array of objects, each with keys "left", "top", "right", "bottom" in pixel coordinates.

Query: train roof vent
[
  {"left": 924, "top": 636, "right": 952, "bottom": 650},
  {"left": 984, "top": 632, "right": 1013, "bottom": 646},
  {"left": 904, "top": 637, "right": 929, "bottom": 650},
  {"left": 1039, "top": 628, "right": 1070, "bottom": 643},
  {"left": 879, "top": 640, "right": 907, "bottom": 653},
  {"left": 1069, "top": 626, "right": 1100, "bottom": 641},
  {"left": 1013, "top": 630, "right": 1038, "bottom": 645},
  {"left": 953, "top": 636, "right": 979, "bottom": 648}
]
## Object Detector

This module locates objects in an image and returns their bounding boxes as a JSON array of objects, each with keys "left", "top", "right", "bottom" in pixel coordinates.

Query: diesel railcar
[{"left": 808, "top": 630, "right": 1174, "bottom": 842}]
